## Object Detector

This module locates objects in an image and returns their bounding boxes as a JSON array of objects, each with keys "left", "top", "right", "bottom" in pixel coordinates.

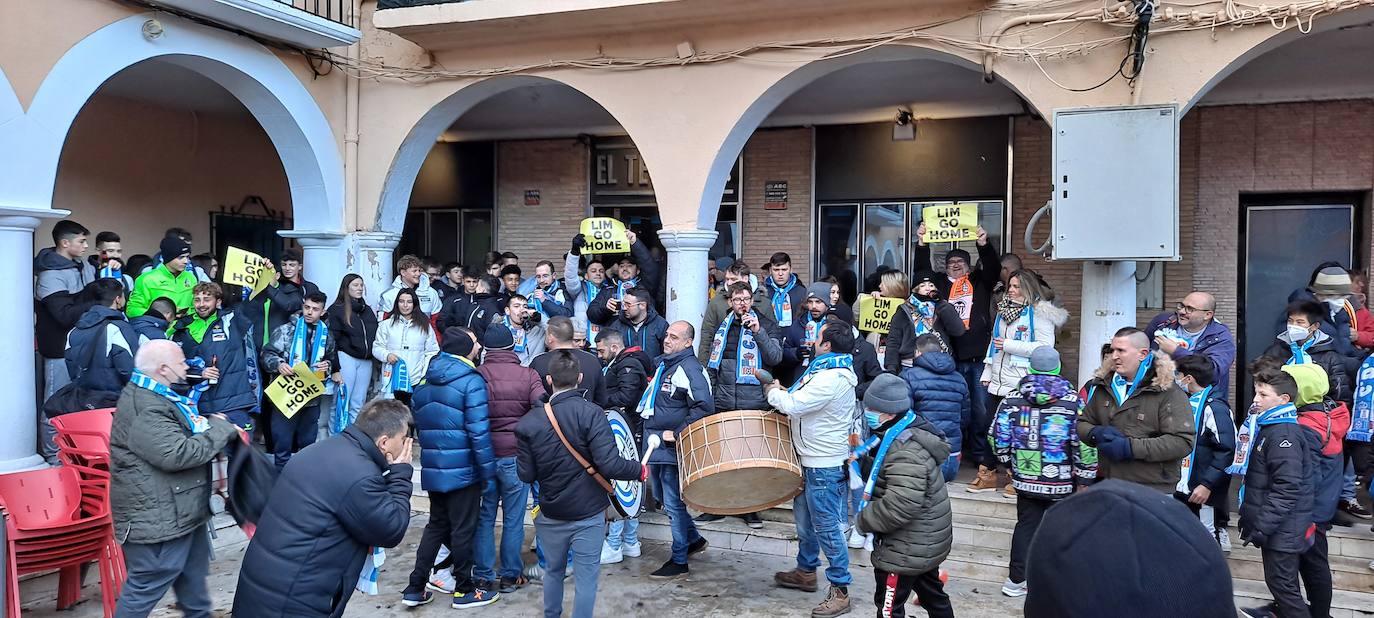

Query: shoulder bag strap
[{"left": 544, "top": 402, "right": 614, "bottom": 493}]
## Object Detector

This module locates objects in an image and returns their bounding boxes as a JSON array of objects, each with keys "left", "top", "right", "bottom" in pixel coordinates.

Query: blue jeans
[
  {"left": 1340, "top": 459, "right": 1356, "bottom": 501},
  {"left": 939, "top": 454, "right": 961, "bottom": 483},
  {"left": 606, "top": 517, "right": 639, "bottom": 550},
  {"left": 649, "top": 463, "right": 702, "bottom": 564},
  {"left": 474, "top": 457, "right": 529, "bottom": 582},
  {"left": 957, "top": 360, "right": 993, "bottom": 467},
  {"left": 793, "top": 466, "right": 852, "bottom": 587},
  {"left": 535, "top": 513, "right": 604, "bottom": 618}
]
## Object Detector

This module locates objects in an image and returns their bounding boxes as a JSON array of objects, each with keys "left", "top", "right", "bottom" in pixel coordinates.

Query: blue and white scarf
[
  {"left": 388, "top": 359, "right": 411, "bottom": 394},
  {"left": 636, "top": 362, "right": 667, "bottom": 420},
  {"left": 1227, "top": 402, "right": 1298, "bottom": 501},
  {"left": 769, "top": 276, "right": 798, "bottom": 327},
  {"left": 356, "top": 547, "right": 385, "bottom": 595},
  {"left": 615, "top": 277, "right": 639, "bottom": 302},
  {"left": 1108, "top": 353, "right": 1155, "bottom": 406},
  {"left": 1288, "top": 337, "right": 1316, "bottom": 365},
  {"left": 708, "top": 311, "right": 761, "bottom": 386},
  {"left": 530, "top": 280, "right": 566, "bottom": 317},
  {"left": 854, "top": 411, "right": 916, "bottom": 510},
  {"left": 1177, "top": 386, "right": 1214, "bottom": 493},
  {"left": 130, "top": 370, "right": 210, "bottom": 434},
  {"left": 1350, "top": 355, "right": 1374, "bottom": 443},
  {"left": 503, "top": 316, "right": 527, "bottom": 354},
  {"left": 99, "top": 264, "right": 122, "bottom": 281},
  {"left": 803, "top": 314, "right": 827, "bottom": 347},
  {"left": 290, "top": 316, "right": 329, "bottom": 367},
  {"left": 908, "top": 296, "right": 935, "bottom": 336},
  {"left": 789, "top": 352, "right": 853, "bottom": 393},
  {"left": 986, "top": 305, "right": 1035, "bottom": 366},
  {"left": 330, "top": 383, "right": 351, "bottom": 436}
]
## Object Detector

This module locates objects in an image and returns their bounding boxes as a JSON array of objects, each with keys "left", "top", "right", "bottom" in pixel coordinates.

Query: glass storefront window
[
  {"left": 862, "top": 203, "right": 906, "bottom": 283},
  {"left": 817, "top": 204, "right": 859, "bottom": 301}
]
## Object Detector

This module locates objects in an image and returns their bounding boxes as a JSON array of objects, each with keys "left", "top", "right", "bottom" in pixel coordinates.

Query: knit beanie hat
[
  {"left": 441, "top": 327, "right": 476, "bottom": 358},
  {"left": 913, "top": 270, "right": 940, "bottom": 288},
  {"left": 863, "top": 373, "right": 910, "bottom": 415},
  {"left": 1028, "top": 347, "right": 1061, "bottom": 375},
  {"left": 1024, "top": 480, "right": 1235, "bottom": 618},
  {"left": 805, "top": 283, "right": 833, "bottom": 310},
  {"left": 715, "top": 256, "right": 735, "bottom": 272},
  {"left": 482, "top": 322, "right": 515, "bottom": 350},
  {"left": 945, "top": 248, "right": 972, "bottom": 266},
  {"left": 160, "top": 236, "right": 192, "bottom": 261},
  {"left": 1310, "top": 266, "right": 1352, "bottom": 296},
  {"left": 1281, "top": 363, "right": 1329, "bottom": 406}
]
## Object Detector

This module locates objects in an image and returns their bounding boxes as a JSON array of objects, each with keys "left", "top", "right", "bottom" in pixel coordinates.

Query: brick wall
[
  {"left": 740, "top": 127, "right": 813, "bottom": 282},
  {"left": 495, "top": 139, "right": 589, "bottom": 269}
]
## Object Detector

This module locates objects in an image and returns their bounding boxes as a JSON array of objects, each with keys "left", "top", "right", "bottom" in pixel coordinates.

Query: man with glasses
[
  {"left": 1146, "top": 291, "right": 1237, "bottom": 402},
  {"left": 590, "top": 287, "right": 668, "bottom": 361}
]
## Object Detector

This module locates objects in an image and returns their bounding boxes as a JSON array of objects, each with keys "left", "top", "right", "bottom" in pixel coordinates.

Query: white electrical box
[{"left": 1051, "top": 105, "right": 1180, "bottom": 261}]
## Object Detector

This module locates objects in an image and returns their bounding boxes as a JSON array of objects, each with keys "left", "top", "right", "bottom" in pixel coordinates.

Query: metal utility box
[{"left": 1051, "top": 105, "right": 1180, "bottom": 261}]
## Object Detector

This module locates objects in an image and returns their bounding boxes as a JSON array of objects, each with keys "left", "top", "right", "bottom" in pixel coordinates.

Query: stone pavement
[{"left": 21, "top": 515, "right": 1029, "bottom": 617}]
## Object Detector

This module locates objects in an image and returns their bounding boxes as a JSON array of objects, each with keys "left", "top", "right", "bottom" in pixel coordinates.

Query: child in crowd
[
  {"left": 1172, "top": 355, "right": 1236, "bottom": 551},
  {"left": 900, "top": 334, "right": 970, "bottom": 483}
]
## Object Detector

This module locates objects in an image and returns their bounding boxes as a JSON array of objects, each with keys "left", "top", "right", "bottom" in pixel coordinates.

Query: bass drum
[
  {"left": 677, "top": 409, "right": 802, "bottom": 515},
  {"left": 606, "top": 409, "right": 642, "bottom": 519}
]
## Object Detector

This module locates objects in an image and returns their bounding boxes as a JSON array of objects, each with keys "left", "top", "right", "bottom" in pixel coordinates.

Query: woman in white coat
[
  {"left": 372, "top": 288, "right": 439, "bottom": 404},
  {"left": 980, "top": 270, "right": 1069, "bottom": 411}
]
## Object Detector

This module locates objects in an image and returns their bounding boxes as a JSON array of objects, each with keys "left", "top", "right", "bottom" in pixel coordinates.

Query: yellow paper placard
[
  {"left": 921, "top": 204, "right": 979, "bottom": 244},
  {"left": 264, "top": 361, "right": 326, "bottom": 419},
  {"left": 579, "top": 217, "right": 629, "bottom": 254},
  {"left": 857, "top": 296, "right": 899, "bottom": 334},
  {"left": 223, "top": 246, "right": 273, "bottom": 299}
]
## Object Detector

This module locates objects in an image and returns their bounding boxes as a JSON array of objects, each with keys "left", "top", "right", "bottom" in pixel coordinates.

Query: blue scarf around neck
[
  {"left": 789, "top": 352, "right": 853, "bottom": 393},
  {"left": 131, "top": 370, "right": 209, "bottom": 434}
]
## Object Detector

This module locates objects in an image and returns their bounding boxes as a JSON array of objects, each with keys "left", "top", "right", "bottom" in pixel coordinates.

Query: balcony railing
[
  {"left": 277, "top": 0, "right": 356, "bottom": 28},
  {"left": 154, "top": 0, "right": 362, "bottom": 48}
]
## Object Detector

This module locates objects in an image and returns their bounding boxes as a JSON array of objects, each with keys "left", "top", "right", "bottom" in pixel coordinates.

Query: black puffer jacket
[
  {"left": 705, "top": 310, "right": 783, "bottom": 411},
  {"left": 439, "top": 291, "right": 502, "bottom": 337},
  {"left": 515, "top": 390, "right": 643, "bottom": 521},
  {"left": 1261, "top": 330, "right": 1352, "bottom": 404},
  {"left": 326, "top": 299, "right": 378, "bottom": 361},
  {"left": 233, "top": 425, "right": 413, "bottom": 618},
  {"left": 604, "top": 347, "right": 652, "bottom": 412},
  {"left": 1238, "top": 422, "right": 1318, "bottom": 554},
  {"left": 856, "top": 415, "right": 953, "bottom": 575},
  {"left": 882, "top": 300, "right": 966, "bottom": 372}
]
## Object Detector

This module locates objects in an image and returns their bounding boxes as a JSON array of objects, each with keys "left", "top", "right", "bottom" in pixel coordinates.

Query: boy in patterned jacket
[{"left": 992, "top": 347, "right": 1096, "bottom": 598}]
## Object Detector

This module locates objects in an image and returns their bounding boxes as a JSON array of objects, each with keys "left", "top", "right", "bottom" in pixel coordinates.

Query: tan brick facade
[
  {"left": 495, "top": 138, "right": 589, "bottom": 269},
  {"left": 740, "top": 127, "right": 814, "bottom": 282}
]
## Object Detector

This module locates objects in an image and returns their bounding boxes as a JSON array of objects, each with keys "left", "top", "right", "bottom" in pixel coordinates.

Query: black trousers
[
  {"left": 1009, "top": 495, "right": 1053, "bottom": 584},
  {"left": 1261, "top": 533, "right": 1332, "bottom": 618},
  {"left": 873, "top": 568, "right": 952, "bottom": 618},
  {"left": 407, "top": 483, "right": 483, "bottom": 595}
]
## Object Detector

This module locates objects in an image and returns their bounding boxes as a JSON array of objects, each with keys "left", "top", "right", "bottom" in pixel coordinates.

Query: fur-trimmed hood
[
  {"left": 1090, "top": 349, "right": 1177, "bottom": 392},
  {"left": 1031, "top": 300, "right": 1070, "bottom": 330}
]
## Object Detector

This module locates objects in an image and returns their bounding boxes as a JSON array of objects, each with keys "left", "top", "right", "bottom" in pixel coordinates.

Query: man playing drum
[
  {"left": 638, "top": 321, "right": 716, "bottom": 580},
  {"left": 765, "top": 320, "right": 860, "bottom": 618}
]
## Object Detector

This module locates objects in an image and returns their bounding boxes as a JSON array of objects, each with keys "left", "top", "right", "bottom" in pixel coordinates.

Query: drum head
[{"left": 606, "top": 409, "right": 642, "bottom": 518}]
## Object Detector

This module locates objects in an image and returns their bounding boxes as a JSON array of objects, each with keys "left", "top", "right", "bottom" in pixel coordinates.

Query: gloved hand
[
  {"left": 1238, "top": 519, "right": 1266, "bottom": 548},
  {"left": 1089, "top": 426, "right": 1125, "bottom": 446},
  {"left": 571, "top": 234, "right": 587, "bottom": 256},
  {"left": 1096, "top": 434, "right": 1133, "bottom": 461}
]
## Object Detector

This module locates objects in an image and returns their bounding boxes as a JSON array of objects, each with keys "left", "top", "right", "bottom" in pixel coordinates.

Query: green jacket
[
  {"left": 1077, "top": 351, "right": 1196, "bottom": 492},
  {"left": 110, "top": 383, "right": 236, "bottom": 544},
  {"left": 856, "top": 416, "right": 953, "bottom": 575},
  {"left": 127, "top": 263, "right": 197, "bottom": 318}
]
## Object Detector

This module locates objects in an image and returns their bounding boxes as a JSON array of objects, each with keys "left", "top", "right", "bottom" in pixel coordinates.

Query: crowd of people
[{"left": 27, "top": 217, "right": 1374, "bottom": 618}]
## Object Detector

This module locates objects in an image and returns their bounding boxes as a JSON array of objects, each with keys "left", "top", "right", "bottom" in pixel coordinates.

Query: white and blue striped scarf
[{"left": 130, "top": 370, "right": 209, "bottom": 434}]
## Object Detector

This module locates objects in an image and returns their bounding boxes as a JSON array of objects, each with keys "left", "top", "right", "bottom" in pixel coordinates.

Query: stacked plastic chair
[{"left": 0, "top": 408, "right": 125, "bottom": 617}]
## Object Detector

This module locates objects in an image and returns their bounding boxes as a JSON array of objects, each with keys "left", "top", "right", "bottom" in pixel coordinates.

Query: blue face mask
[{"left": 865, "top": 411, "right": 884, "bottom": 429}]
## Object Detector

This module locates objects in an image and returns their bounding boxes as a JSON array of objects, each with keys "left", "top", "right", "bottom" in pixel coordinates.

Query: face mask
[
  {"left": 865, "top": 411, "right": 884, "bottom": 429},
  {"left": 1324, "top": 298, "right": 1345, "bottom": 312},
  {"left": 1286, "top": 324, "right": 1312, "bottom": 342}
]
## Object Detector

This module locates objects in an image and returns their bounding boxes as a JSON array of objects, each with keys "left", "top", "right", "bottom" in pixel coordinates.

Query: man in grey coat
[{"left": 110, "top": 340, "right": 237, "bottom": 618}]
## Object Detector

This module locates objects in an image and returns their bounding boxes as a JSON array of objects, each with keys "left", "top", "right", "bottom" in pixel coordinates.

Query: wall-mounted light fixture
[{"left": 893, "top": 109, "right": 915, "bottom": 141}]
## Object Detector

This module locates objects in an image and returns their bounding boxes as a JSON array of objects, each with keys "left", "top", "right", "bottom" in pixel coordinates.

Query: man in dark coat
[
  {"left": 760, "top": 252, "right": 808, "bottom": 333},
  {"left": 232, "top": 399, "right": 415, "bottom": 618},
  {"left": 174, "top": 282, "right": 260, "bottom": 429},
  {"left": 473, "top": 322, "right": 544, "bottom": 591},
  {"left": 1145, "top": 291, "right": 1237, "bottom": 402},
  {"left": 64, "top": 279, "right": 138, "bottom": 395},
  {"left": 129, "top": 298, "right": 175, "bottom": 345},
  {"left": 587, "top": 287, "right": 668, "bottom": 361},
  {"left": 583, "top": 232, "right": 662, "bottom": 316},
  {"left": 705, "top": 282, "right": 784, "bottom": 412},
  {"left": 244, "top": 248, "right": 321, "bottom": 347},
  {"left": 597, "top": 329, "right": 652, "bottom": 412},
  {"left": 531, "top": 316, "right": 607, "bottom": 406},
  {"left": 439, "top": 270, "right": 503, "bottom": 336},
  {"left": 516, "top": 350, "right": 645, "bottom": 618}
]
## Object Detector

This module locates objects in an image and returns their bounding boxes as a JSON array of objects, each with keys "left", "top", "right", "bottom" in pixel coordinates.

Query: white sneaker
[
  {"left": 1217, "top": 528, "right": 1232, "bottom": 554},
  {"left": 426, "top": 569, "right": 455, "bottom": 594},
  {"left": 847, "top": 527, "right": 865, "bottom": 549},
  {"left": 600, "top": 542, "right": 624, "bottom": 565},
  {"left": 1001, "top": 578, "right": 1027, "bottom": 597},
  {"left": 863, "top": 534, "right": 874, "bottom": 552},
  {"left": 622, "top": 541, "right": 642, "bottom": 558}
]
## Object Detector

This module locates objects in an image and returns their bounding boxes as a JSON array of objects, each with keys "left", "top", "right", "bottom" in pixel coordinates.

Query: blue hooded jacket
[
  {"left": 899, "top": 351, "right": 969, "bottom": 458},
  {"left": 64, "top": 305, "right": 138, "bottom": 393},
  {"left": 412, "top": 352, "right": 495, "bottom": 492}
]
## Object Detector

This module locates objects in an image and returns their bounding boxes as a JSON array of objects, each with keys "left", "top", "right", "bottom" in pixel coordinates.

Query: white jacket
[
  {"left": 980, "top": 301, "right": 1069, "bottom": 397},
  {"left": 377, "top": 274, "right": 443, "bottom": 317},
  {"left": 767, "top": 367, "right": 858, "bottom": 468},
  {"left": 372, "top": 315, "right": 439, "bottom": 387}
]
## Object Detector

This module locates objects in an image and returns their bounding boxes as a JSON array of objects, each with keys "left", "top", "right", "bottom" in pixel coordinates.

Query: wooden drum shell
[{"left": 676, "top": 410, "right": 802, "bottom": 515}]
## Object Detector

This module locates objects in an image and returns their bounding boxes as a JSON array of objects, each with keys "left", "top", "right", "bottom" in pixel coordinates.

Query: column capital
[
  {"left": 0, "top": 205, "right": 70, "bottom": 231},
  {"left": 279, "top": 229, "right": 347, "bottom": 248},
  {"left": 351, "top": 231, "right": 403, "bottom": 251},
  {"left": 658, "top": 228, "right": 718, "bottom": 251}
]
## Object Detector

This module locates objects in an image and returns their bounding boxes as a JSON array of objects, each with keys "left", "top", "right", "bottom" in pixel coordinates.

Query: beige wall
[{"left": 38, "top": 94, "right": 291, "bottom": 258}]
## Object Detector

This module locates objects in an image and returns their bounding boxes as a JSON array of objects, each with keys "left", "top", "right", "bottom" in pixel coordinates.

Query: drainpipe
[{"left": 344, "top": 0, "right": 361, "bottom": 233}]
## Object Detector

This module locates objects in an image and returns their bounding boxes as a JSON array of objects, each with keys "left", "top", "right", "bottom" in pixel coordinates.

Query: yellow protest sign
[
  {"left": 223, "top": 246, "right": 274, "bottom": 299},
  {"left": 921, "top": 204, "right": 979, "bottom": 244},
  {"left": 579, "top": 217, "right": 629, "bottom": 254},
  {"left": 264, "top": 361, "right": 326, "bottom": 419},
  {"left": 858, "top": 296, "right": 900, "bottom": 334}
]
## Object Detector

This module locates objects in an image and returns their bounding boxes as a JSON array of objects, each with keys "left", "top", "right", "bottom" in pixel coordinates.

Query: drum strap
[{"left": 544, "top": 403, "right": 614, "bottom": 494}]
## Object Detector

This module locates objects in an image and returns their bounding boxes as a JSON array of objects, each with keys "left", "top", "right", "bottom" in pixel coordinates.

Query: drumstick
[{"left": 640, "top": 434, "right": 662, "bottom": 466}]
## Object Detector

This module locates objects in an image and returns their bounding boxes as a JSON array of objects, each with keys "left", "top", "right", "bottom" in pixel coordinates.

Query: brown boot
[
  {"left": 811, "top": 585, "right": 852, "bottom": 617},
  {"left": 967, "top": 465, "right": 999, "bottom": 492},
  {"left": 773, "top": 568, "right": 818, "bottom": 592},
  {"left": 1003, "top": 482, "right": 1016, "bottom": 498}
]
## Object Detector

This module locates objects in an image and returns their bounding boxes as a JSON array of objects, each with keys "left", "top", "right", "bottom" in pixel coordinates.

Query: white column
[
  {"left": 349, "top": 231, "right": 402, "bottom": 310},
  {"left": 658, "top": 229, "right": 718, "bottom": 346},
  {"left": 0, "top": 207, "right": 69, "bottom": 473},
  {"left": 1078, "top": 261, "right": 1137, "bottom": 385},
  {"left": 279, "top": 230, "right": 348, "bottom": 304}
]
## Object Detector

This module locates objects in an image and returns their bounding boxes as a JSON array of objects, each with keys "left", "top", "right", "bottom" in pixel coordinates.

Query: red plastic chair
[
  {"left": 49, "top": 408, "right": 114, "bottom": 444},
  {"left": 0, "top": 467, "right": 123, "bottom": 618}
]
